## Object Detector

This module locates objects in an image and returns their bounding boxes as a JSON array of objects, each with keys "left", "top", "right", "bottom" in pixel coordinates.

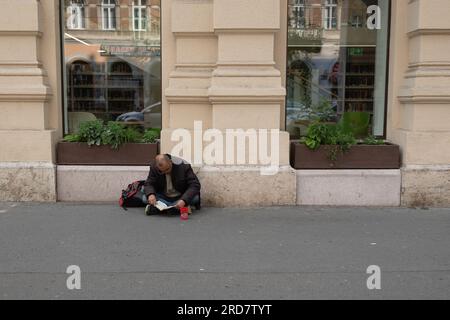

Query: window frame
[
  {"left": 102, "top": 0, "right": 117, "bottom": 31},
  {"left": 285, "top": 0, "right": 392, "bottom": 139},
  {"left": 60, "top": 0, "right": 163, "bottom": 136},
  {"left": 132, "top": 0, "right": 148, "bottom": 32},
  {"left": 66, "top": 0, "right": 86, "bottom": 30},
  {"left": 290, "top": 0, "right": 307, "bottom": 29},
  {"left": 323, "top": 0, "right": 338, "bottom": 30}
]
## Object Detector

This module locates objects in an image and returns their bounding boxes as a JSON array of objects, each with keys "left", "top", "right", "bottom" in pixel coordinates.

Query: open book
[{"left": 154, "top": 200, "right": 176, "bottom": 211}]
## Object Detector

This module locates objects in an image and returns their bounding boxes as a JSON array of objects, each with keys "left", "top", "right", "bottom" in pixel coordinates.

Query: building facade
[{"left": 0, "top": 0, "right": 449, "bottom": 207}]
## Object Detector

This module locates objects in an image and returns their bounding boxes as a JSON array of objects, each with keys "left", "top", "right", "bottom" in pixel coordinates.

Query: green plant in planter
[
  {"left": 140, "top": 128, "right": 161, "bottom": 143},
  {"left": 63, "top": 120, "right": 162, "bottom": 149},
  {"left": 65, "top": 119, "right": 105, "bottom": 146},
  {"left": 63, "top": 134, "right": 81, "bottom": 142},
  {"left": 362, "top": 135, "right": 385, "bottom": 145},
  {"left": 101, "top": 121, "right": 142, "bottom": 149},
  {"left": 304, "top": 122, "right": 357, "bottom": 161}
]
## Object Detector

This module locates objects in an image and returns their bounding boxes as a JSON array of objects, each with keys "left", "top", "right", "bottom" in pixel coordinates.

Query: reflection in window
[
  {"left": 324, "top": 0, "right": 338, "bottom": 30},
  {"left": 287, "top": 0, "right": 390, "bottom": 138},
  {"left": 290, "top": 0, "right": 306, "bottom": 29},
  {"left": 133, "top": 0, "right": 147, "bottom": 31},
  {"left": 62, "top": 0, "right": 161, "bottom": 134},
  {"left": 102, "top": 0, "right": 116, "bottom": 30},
  {"left": 66, "top": 0, "right": 86, "bottom": 30}
]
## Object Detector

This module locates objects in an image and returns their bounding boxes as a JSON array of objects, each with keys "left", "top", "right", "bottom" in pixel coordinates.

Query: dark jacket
[{"left": 143, "top": 155, "right": 201, "bottom": 205}]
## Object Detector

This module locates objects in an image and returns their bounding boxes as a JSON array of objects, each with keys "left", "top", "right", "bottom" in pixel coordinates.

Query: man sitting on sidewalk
[{"left": 144, "top": 154, "right": 201, "bottom": 215}]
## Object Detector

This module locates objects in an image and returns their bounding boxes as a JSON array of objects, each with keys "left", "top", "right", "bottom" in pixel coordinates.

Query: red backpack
[{"left": 119, "top": 180, "right": 147, "bottom": 210}]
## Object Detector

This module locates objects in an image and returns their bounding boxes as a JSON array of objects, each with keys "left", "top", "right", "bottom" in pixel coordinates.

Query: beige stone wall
[
  {"left": 0, "top": 162, "right": 56, "bottom": 202},
  {"left": 387, "top": 0, "right": 450, "bottom": 207},
  {"left": 0, "top": 0, "right": 61, "bottom": 201}
]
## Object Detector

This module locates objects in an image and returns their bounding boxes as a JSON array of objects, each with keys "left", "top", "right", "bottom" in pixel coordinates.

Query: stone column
[
  {"left": 0, "top": 0, "right": 57, "bottom": 201},
  {"left": 162, "top": 0, "right": 295, "bottom": 206},
  {"left": 390, "top": 0, "right": 450, "bottom": 206}
]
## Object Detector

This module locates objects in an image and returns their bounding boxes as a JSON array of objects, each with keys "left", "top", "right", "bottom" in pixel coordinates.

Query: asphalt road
[{"left": 0, "top": 202, "right": 449, "bottom": 300}]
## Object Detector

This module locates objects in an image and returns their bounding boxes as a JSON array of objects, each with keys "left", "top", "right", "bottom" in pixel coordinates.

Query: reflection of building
[
  {"left": 65, "top": 0, "right": 160, "bottom": 38},
  {"left": 2, "top": 0, "right": 450, "bottom": 208},
  {"left": 287, "top": 0, "right": 383, "bottom": 136},
  {"left": 288, "top": 0, "right": 339, "bottom": 30},
  {"left": 64, "top": 0, "right": 161, "bottom": 126}
]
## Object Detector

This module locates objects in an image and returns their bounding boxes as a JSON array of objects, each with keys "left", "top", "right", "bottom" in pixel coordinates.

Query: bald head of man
[{"left": 155, "top": 154, "right": 172, "bottom": 174}]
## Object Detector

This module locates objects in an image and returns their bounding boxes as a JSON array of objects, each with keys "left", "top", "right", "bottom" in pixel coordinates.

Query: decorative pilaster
[
  {"left": 394, "top": 0, "right": 450, "bottom": 206},
  {"left": 0, "top": 0, "right": 56, "bottom": 201},
  {"left": 161, "top": 0, "right": 295, "bottom": 206},
  {"left": 161, "top": 0, "right": 216, "bottom": 149}
]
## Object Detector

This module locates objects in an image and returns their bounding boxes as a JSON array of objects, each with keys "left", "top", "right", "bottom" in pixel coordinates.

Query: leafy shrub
[
  {"left": 77, "top": 119, "right": 105, "bottom": 146},
  {"left": 304, "top": 122, "right": 357, "bottom": 161},
  {"left": 362, "top": 135, "right": 385, "bottom": 145},
  {"left": 63, "top": 134, "right": 81, "bottom": 142},
  {"left": 101, "top": 121, "right": 141, "bottom": 149},
  {"left": 140, "top": 128, "right": 161, "bottom": 143},
  {"left": 62, "top": 120, "right": 161, "bottom": 149}
]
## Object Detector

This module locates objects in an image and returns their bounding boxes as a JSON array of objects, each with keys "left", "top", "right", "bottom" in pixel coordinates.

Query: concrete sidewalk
[{"left": 0, "top": 202, "right": 449, "bottom": 300}]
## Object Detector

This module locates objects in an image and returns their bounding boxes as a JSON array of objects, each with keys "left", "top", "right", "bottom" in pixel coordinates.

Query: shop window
[
  {"left": 66, "top": 0, "right": 86, "bottom": 30},
  {"left": 62, "top": 0, "right": 161, "bottom": 134},
  {"left": 102, "top": 0, "right": 116, "bottom": 30},
  {"left": 286, "top": 0, "right": 390, "bottom": 138}
]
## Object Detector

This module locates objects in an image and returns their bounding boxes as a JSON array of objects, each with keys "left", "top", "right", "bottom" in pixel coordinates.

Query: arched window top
[
  {"left": 70, "top": 60, "right": 92, "bottom": 74},
  {"left": 110, "top": 61, "right": 133, "bottom": 74}
]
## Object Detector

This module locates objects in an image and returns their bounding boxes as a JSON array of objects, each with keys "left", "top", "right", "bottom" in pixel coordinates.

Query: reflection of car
[
  {"left": 116, "top": 111, "right": 144, "bottom": 122},
  {"left": 286, "top": 100, "right": 310, "bottom": 122},
  {"left": 116, "top": 102, "right": 162, "bottom": 128},
  {"left": 286, "top": 100, "right": 311, "bottom": 137},
  {"left": 286, "top": 99, "right": 338, "bottom": 137}
]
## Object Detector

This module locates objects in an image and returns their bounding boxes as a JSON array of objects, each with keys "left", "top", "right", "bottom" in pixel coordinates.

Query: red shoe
[{"left": 180, "top": 207, "right": 189, "bottom": 220}]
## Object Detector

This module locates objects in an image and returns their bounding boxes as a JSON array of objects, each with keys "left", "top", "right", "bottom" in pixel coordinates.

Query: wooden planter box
[
  {"left": 57, "top": 142, "right": 159, "bottom": 166},
  {"left": 290, "top": 141, "right": 401, "bottom": 169}
]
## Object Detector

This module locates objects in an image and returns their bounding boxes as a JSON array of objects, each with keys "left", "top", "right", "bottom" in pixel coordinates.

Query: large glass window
[
  {"left": 287, "top": 0, "right": 390, "bottom": 138},
  {"left": 62, "top": 0, "right": 161, "bottom": 134}
]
